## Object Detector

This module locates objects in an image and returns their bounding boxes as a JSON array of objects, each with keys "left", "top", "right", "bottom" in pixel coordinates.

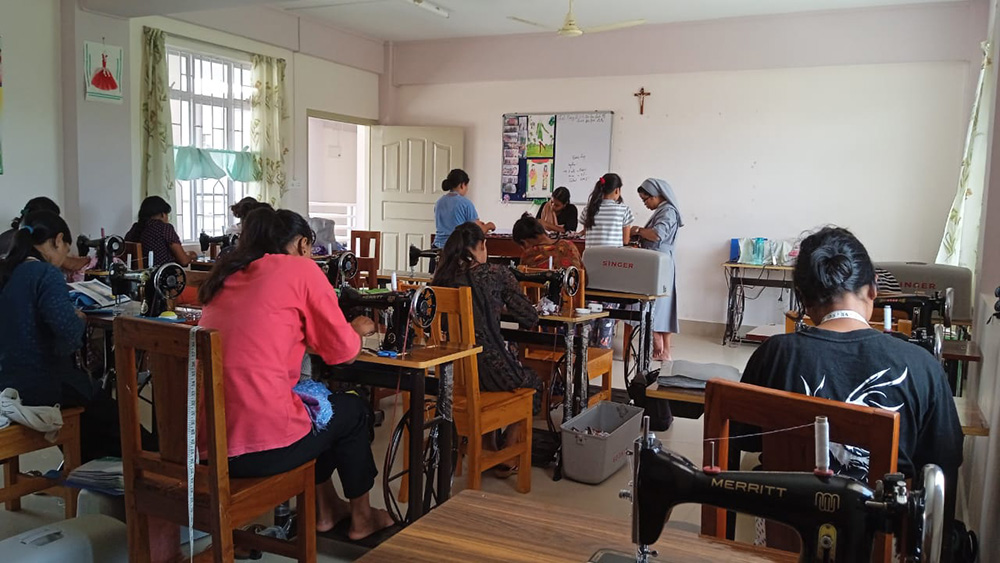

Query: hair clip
[
  {"left": 599, "top": 177, "right": 606, "bottom": 185},
  {"left": 19, "top": 225, "right": 34, "bottom": 234}
]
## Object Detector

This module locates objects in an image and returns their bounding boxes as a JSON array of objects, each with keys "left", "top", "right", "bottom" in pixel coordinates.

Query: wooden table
[
  {"left": 647, "top": 381, "right": 990, "bottom": 436},
  {"left": 722, "top": 262, "right": 796, "bottom": 346},
  {"left": 357, "top": 490, "right": 796, "bottom": 563},
  {"left": 586, "top": 289, "right": 665, "bottom": 380},
  {"left": 942, "top": 339, "right": 982, "bottom": 362},
  {"left": 312, "top": 339, "right": 481, "bottom": 523},
  {"left": 376, "top": 269, "right": 434, "bottom": 287}
]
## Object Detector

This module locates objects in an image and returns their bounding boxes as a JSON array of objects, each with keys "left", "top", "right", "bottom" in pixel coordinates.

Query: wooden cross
[{"left": 634, "top": 87, "right": 651, "bottom": 115}]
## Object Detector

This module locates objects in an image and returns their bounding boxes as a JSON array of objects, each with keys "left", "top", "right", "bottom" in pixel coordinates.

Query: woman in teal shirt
[{"left": 433, "top": 169, "right": 495, "bottom": 249}]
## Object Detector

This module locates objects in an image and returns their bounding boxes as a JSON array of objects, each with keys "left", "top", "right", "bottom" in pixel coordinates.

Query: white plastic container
[
  {"left": 560, "top": 401, "right": 644, "bottom": 484},
  {"left": 0, "top": 514, "right": 128, "bottom": 563}
]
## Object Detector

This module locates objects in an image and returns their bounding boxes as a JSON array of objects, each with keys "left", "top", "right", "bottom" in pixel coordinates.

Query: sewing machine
[
  {"left": 108, "top": 262, "right": 187, "bottom": 317},
  {"left": 593, "top": 417, "right": 945, "bottom": 563},
  {"left": 408, "top": 244, "right": 440, "bottom": 273},
  {"left": 874, "top": 289, "right": 954, "bottom": 333},
  {"left": 76, "top": 235, "right": 125, "bottom": 271},
  {"left": 322, "top": 250, "right": 359, "bottom": 289},
  {"left": 583, "top": 247, "right": 673, "bottom": 296},
  {"left": 198, "top": 232, "right": 238, "bottom": 257},
  {"left": 510, "top": 265, "right": 581, "bottom": 305},
  {"left": 337, "top": 286, "right": 437, "bottom": 354},
  {"left": 875, "top": 262, "right": 971, "bottom": 322},
  {"left": 784, "top": 310, "right": 945, "bottom": 361}
]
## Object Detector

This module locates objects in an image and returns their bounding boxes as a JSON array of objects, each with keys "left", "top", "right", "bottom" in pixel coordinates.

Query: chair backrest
[
  {"left": 114, "top": 317, "right": 230, "bottom": 514},
  {"left": 419, "top": 286, "right": 482, "bottom": 424},
  {"left": 517, "top": 266, "right": 586, "bottom": 312},
  {"left": 702, "top": 379, "right": 899, "bottom": 561},
  {"left": 125, "top": 242, "right": 144, "bottom": 270},
  {"left": 350, "top": 230, "right": 381, "bottom": 289}
]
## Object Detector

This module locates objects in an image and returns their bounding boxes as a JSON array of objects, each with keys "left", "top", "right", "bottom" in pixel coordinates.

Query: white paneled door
[{"left": 369, "top": 126, "right": 464, "bottom": 272}]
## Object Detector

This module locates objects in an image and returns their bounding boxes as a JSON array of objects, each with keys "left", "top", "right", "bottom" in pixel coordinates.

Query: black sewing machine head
[
  {"left": 874, "top": 288, "right": 953, "bottom": 331},
  {"left": 109, "top": 262, "right": 187, "bottom": 317},
  {"left": 322, "top": 251, "right": 359, "bottom": 289},
  {"left": 509, "top": 265, "right": 581, "bottom": 304},
  {"left": 408, "top": 244, "right": 440, "bottom": 272},
  {"left": 337, "top": 286, "right": 437, "bottom": 354},
  {"left": 198, "top": 232, "right": 239, "bottom": 253},
  {"left": 593, "top": 418, "right": 945, "bottom": 563},
  {"left": 76, "top": 234, "right": 125, "bottom": 271}
]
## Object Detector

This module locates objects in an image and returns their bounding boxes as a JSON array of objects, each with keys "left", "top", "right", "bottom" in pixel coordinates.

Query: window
[{"left": 167, "top": 46, "right": 253, "bottom": 241}]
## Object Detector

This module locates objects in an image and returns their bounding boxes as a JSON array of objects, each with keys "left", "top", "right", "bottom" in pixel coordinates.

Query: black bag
[{"left": 626, "top": 368, "right": 673, "bottom": 431}]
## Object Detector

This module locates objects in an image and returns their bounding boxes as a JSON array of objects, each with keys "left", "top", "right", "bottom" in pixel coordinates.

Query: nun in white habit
[{"left": 631, "top": 178, "right": 683, "bottom": 361}]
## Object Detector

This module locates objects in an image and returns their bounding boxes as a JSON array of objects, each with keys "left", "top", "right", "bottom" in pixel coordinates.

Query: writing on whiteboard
[
  {"left": 563, "top": 113, "right": 608, "bottom": 125},
  {"left": 561, "top": 154, "right": 592, "bottom": 185}
]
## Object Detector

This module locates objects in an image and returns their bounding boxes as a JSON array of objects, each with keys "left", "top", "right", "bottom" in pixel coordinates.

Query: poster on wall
[
  {"left": 0, "top": 35, "right": 4, "bottom": 175},
  {"left": 84, "top": 41, "right": 123, "bottom": 104},
  {"left": 525, "top": 159, "right": 553, "bottom": 198},
  {"left": 526, "top": 115, "right": 555, "bottom": 158},
  {"left": 501, "top": 113, "right": 555, "bottom": 202}
]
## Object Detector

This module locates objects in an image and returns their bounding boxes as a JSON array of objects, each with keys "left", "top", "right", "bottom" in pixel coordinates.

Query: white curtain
[
  {"left": 249, "top": 55, "right": 288, "bottom": 208},
  {"left": 935, "top": 41, "right": 994, "bottom": 271}
]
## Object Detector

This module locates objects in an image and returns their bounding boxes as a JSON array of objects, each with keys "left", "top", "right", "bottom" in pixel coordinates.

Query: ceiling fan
[{"left": 508, "top": 0, "right": 645, "bottom": 37}]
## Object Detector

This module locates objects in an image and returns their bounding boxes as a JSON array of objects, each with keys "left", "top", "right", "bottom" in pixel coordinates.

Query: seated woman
[
  {"left": 740, "top": 227, "right": 962, "bottom": 519},
  {"left": 0, "top": 211, "right": 127, "bottom": 461},
  {"left": 227, "top": 196, "right": 266, "bottom": 236},
  {"left": 124, "top": 196, "right": 197, "bottom": 267},
  {"left": 535, "top": 186, "right": 578, "bottom": 234},
  {"left": 512, "top": 214, "right": 583, "bottom": 271},
  {"left": 1, "top": 198, "right": 91, "bottom": 275},
  {"left": 431, "top": 223, "right": 544, "bottom": 413},
  {"left": 197, "top": 207, "right": 392, "bottom": 540}
]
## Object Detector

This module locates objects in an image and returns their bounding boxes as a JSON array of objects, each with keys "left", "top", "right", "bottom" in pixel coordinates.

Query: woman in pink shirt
[{"left": 198, "top": 207, "right": 392, "bottom": 540}]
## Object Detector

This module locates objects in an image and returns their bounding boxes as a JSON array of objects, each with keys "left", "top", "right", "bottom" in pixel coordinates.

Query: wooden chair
[
  {"left": 0, "top": 407, "right": 83, "bottom": 519},
  {"left": 124, "top": 241, "right": 144, "bottom": 270},
  {"left": 350, "top": 230, "right": 382, "bottom": 289},
  {"left": 784, "top": 311, "right": 912, "bottom": 336},
  {"left": 517, "top": 268, "right": 613, "bottom": 416},
  {"left": 115, "top": 317, "right": 316, "bottom": 563},
  {"left": 702, "top": 379, "right": 899, "bottom": 562}
]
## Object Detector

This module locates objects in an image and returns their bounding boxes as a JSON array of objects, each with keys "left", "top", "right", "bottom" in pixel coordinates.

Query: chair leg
[
  {"left": 62, "top": 422, "right": 82, "bottom": 519},
  {"left": 466, "top": 434, "right": 483, "bottom": 491},
  {"left": 297, "top": 477, "right": 317, "bottom": 563},
  {"left": 4, "top": 457, "right": 21, "bottom": 511},
  {"left": 399, "top": 424, "right": 410, "bottom": 503},
  {"left": 517, "top": 406, "right": 532, "bottom": 494},
  {"left": 128, "top": 512, "right": 154, "bottom": 563}
]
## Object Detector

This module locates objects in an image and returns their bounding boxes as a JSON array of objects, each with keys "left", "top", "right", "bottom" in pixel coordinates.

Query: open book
[{"left": 67, "top": 279, "right": 127, "bottom": 309}]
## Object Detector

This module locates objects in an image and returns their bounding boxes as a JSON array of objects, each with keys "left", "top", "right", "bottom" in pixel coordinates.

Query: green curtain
[
  {"left": 140, "top": 27, "right": 176, "bottom": 209},
  {"left": 174, "top": 147, "right": 258, "bottom": 182},
  {"left": 250, "top": 55, "right": 288, "bottom": 208}
]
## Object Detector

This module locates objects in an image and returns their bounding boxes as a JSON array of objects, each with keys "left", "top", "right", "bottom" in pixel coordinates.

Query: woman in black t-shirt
[
  {"left": 535, "top": 187, "right": 578, "bottom": 233},
  {"left": 739, "top": 226, "right": 962, "bottom": 538}
]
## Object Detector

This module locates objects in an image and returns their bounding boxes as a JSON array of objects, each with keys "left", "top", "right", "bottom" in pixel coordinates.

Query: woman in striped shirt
[{"left": 581, "top": 173, "right": 635, "bottom": 248}]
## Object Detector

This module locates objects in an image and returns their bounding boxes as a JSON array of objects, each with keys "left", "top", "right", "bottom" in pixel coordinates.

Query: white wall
[
  {"left": 307, "top": 118, "right": 358, "bottom": 204},
  {"left": 0, "top": 0, "right": 63, "bottom": 226},
  {"left": 393, "top": 63, "right": 968, "bottom": 325}
]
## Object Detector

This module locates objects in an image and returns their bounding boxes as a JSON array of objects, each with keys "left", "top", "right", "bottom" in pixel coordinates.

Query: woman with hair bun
[
  {"left": 433, "top": 169, "right": 495, "bottom": 249},
  {"left": 740, "top": 227, "right": 962, "bottom": 529}
]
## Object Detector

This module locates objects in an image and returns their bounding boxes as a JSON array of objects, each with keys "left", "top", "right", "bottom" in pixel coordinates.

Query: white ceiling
[{"left": 275, "top": 0, "right": 967, "bottom": 42}]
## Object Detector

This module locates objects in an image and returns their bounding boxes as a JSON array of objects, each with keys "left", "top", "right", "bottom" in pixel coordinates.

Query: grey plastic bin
[{"left": 560, "top": 401, "right": 644, "bottom": 484}]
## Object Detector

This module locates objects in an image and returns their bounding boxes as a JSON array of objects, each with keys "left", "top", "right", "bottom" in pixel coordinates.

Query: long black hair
[
  {"left": 137, "top": 196, "right": 172, "bottom": 224},
  {"left": 10, "top": 197, "right": 60, "bottom": 230},
  {"left": 198, "top": 207, "right": 314, "bottom": 304},
  {"left": 793, "top": 226, "right": 876, "bottom": 309},
  {"left": 512, "top": 214, "right": 546, "bottom": 245},
  {"left": 441, "top": 169, "right": 470, "bottom": 192},
  {"left": 431, "top": 222, "right": 485, "bottom": 287},
  {"left": 551, "top": 186, "right": 570, "bottom": 205},
  {"left": 0, "top": 211, "right": 72, "bottom": 289},
  {"left": 582, "top": 173, "right": 623, "bottom": 230}
]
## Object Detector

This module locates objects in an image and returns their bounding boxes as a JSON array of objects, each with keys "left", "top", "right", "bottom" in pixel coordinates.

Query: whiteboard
[{"left": 553, "top": 112, "right": 614, "bottom": 203}]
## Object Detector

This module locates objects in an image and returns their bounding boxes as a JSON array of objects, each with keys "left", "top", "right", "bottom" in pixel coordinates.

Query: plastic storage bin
[
  {"left": 560, "top": 401, "right": 644, "bottom": 484},
  {"left": 0, "top": 514, "right": 128, "bottom": 563}
]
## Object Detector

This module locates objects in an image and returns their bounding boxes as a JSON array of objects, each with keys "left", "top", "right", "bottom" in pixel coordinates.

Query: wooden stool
[{"left": 0, "top": 407, "right": 84, "bottom": 519}]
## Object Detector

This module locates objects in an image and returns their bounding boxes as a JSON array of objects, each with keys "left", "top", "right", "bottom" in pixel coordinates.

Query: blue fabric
[
  {"left": 293, "top": 380, "right": 334, "bottom": 431},
  {"left": 0, "top": 260, "right": 89, "bottom": 405},
  {"left": 433, "top": 192, "right": 479, "bottom": 249}
]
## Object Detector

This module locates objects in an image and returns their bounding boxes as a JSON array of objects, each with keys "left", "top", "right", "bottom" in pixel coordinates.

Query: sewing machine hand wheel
[
  {"left": 106, "top": 235, "right": 125, "bottom": 258},
  {"left": 412, "top": 287, "right": 437, "bottom": 329},
  {"left": 942, "top": 287, "right": 953, "bottom": 327},
  {"left": 933, "top": 325, "right": 944, "bottom": 362},
  {"left": 153, "top": 263, "right": 187, "bottom": 300},
  {"left": 563, "top": 266, "right": 581, "bottom": 297},
  {"left": 904, "top": 464, "right": 945, "bottom": 563},
  {"left": 339, "top": 252, "right": 359, "bottom": 282}
]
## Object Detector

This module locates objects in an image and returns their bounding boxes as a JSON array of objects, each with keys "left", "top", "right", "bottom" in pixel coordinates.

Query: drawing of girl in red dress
[{"left": 91, "top": 52, "right": 118, "bottom": 91}]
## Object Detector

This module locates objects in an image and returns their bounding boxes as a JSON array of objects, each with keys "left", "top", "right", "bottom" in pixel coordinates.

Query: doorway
[{"left": 306, "top": 115, "right": 370, "bottom": 245}]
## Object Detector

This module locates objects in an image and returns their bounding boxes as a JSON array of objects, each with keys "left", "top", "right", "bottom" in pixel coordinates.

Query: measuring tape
[{"left": 186, "top": 325, "right": 201, "bottom": 561}]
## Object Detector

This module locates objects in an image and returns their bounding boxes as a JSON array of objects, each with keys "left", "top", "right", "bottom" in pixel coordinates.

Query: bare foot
[
  {"left": 347, "top": 508, "right": 394, "bottom": 541},
  {"left": 316, "top": 496, "right": 351, "bottom": 533}
]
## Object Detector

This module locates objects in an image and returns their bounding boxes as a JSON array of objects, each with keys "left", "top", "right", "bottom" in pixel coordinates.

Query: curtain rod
[{"left": 159, "top": 29, "right": 259, "bottom": 61}]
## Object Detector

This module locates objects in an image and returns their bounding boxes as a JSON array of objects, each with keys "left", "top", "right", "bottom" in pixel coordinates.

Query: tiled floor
[{"left": 0, "top": 332, "right": 755, "bottom": 562}]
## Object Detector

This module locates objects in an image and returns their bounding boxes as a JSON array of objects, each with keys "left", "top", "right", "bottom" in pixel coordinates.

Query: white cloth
[{"left": 0, "top": 388, "right": 64, "bottom": 442}]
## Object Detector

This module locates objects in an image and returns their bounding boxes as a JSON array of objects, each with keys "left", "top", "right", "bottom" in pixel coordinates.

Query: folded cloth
[
  {"left": 0, "top": 388, "right": 64, "bottom": 441},
  {"left": 293, "top": 380, "right": 334, "bottom": 431},
  {"left": 656, "top": 360, "right": 741, "bottom": 390}
]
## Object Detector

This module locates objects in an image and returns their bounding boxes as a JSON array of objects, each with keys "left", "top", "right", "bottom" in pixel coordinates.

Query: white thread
[
  {"left": 186, "top": 326, "right": 201, "bottom": 561},
  {"left": 815, "top": 416, "right": 830, "bottom": 473},
  {"left": 672, "top": 422, "right": 817, "bottom": 447}
]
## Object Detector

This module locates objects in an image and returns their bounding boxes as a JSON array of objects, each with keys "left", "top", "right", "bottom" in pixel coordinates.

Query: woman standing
[
  {"left": 535, "top": 187, "right": 578, "bottom": 234},
  {"left": 631, "top": 179, "right": 683, "bottom": 361},
  {"left": 433, "top": 169, "right": 495, "bottom": 249}
]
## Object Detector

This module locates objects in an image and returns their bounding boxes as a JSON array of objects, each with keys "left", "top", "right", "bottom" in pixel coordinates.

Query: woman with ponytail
[
  {"left": 432, "top": 168, "right": 496, "bottom": 249},
  {"left": 0, "top": 211, "right": 129, "bottom": 460},
  {"left": 581, "top": 173, "right": 634, "bottom": 248},
  {"left": 0, "top": 197, "right": 61, "bottom": 258},
  {"left": 740, "top": 227, "right": 962, "bottom": 528},
  {"left": 198, "top": 207, "right": 393, "bottom": 540}
]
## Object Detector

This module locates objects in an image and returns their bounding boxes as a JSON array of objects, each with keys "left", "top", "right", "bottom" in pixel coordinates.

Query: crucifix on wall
[{"left": 634, "top": 87, "right": 651, "bottom": 115}]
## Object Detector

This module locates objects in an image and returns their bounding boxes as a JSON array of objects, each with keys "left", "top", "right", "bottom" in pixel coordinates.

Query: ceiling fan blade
[
  {"left": 507, "top": 16, "right": 553, "bottom": 30},
  {"left": 583, "top": 19, "right": 646, "bottom": 34}
]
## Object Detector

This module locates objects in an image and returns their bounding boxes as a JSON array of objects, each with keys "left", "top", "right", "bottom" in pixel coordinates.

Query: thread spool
[
  {"left": 126, "top": 254, "right": 132, "bottom": 269},
  {"left": 391, "top": 272, "right": 398, "bottom": 292},
  {"left": 883, "top": 305, "right": 892, "bottom": 332},
  {"left": 549, "top": 256, "right": 553, "bottom": 269},
  {"left": 814, "top": 416, "right": 833, "bottom": 477},
  {"left": 148, "top": 251, "right": 153, "bottom": 269},
  {"left": 327, "top": 243, "right": 333, "bottom": 256}
]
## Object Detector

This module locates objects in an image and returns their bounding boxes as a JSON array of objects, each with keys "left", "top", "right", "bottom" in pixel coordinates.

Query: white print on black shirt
[{"left": 799, "top": 368, "right": 909, "bottom": 480}]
